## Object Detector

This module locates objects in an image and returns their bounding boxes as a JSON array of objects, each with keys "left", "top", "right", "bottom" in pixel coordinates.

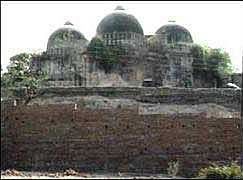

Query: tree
[
  {"left": 87, "top": 37, "right": 121, "bottom": 73},
  {"left": 206, "top": 48, "right": 233, "bottom": 77},
  {"left": 191, "top": 44, "right": 207, "bottom": 74},
  {"left": 191, "top": 44, "right": 233, "bottom": 79},
  {"left": 87, "top": 37, "right": 106, "bottom": 61},
  {"left": 191, "top": 44, "right": 204, "bottom": 59},
  {"left": 1, "top": 53, "right": 47, "bottom": 103}
]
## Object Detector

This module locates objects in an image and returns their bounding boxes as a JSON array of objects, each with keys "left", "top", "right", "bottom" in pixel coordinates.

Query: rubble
[{"left": 1, "top": 169, "right": 24, "bottom": 176}]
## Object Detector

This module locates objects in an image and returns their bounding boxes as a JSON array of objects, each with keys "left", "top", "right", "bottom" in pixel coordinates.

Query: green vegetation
[
  {"left": 191, "top": 44, "right": 234, "bottom": 79},
  {"left": 1, "top": 52, "right": 47, "bottom": 102},
  {"left": 198, "top": 162, "right": 243, "bottom": 179},
  {"left": 87, "top": 37, "right": 124, "bottom": 73},
  {"left": 184, "top": 79, "right": 192, "bottom": 88}
]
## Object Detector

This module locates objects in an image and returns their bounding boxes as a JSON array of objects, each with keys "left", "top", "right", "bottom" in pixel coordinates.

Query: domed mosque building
[
  {"left": 31, "top": 21, "right": 89, "bottom": 86},
  {"left": 95, "top": 6, "right": 146, "bottom": 86},
  {"left": 144, "top": 22, "right": 194, "bottom": 87},
  {"left": 31, "top": 6, "right": 216, "bottom": 88}
]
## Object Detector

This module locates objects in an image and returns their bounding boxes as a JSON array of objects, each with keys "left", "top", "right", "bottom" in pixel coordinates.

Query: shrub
[{"left": 198, "top": 162, "right": 243, "bottom": 179}]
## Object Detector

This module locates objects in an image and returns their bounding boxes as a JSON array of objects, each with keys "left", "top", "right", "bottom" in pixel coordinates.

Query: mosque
[
  {"left": 1, "top": 6, "right": 242, "bottom": 176},
  {"left": 31, "top": 6, "right": 236, "bottom": 88}
]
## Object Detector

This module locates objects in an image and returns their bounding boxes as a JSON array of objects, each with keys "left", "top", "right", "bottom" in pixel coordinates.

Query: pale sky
[{"left": 1, "top": 1, "right": 243, "bottom": 73}]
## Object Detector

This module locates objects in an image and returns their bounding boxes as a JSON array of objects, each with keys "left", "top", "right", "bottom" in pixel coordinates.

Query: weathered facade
[
  {"left": 30, "top": 6, "right": 205, "bottom": 88},
  {"left": 31, "top": 22, "right": 89, "bottom": 86},
  {"left": 30, "top": 6, "right": 242, "bottom": 88}
]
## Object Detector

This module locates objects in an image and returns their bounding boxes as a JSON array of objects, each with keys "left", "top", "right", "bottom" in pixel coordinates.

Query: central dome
[{"left": 96, "top": 6, "right": 144, "bottom": 35}]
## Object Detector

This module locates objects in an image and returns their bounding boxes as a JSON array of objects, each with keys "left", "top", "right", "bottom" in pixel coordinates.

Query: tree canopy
[
  {"left": 1, "top": 52, "right": 47, "bottom": 102},
  {"left": 191, "top": 44, "right": 233, "bottom": 79},
  {"left": 87, "top": 37, "right": 123, "bottom": 73}
]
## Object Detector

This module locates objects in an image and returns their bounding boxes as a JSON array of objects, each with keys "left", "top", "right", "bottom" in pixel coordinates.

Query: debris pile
[
  {"left": 1, "top": 169, "right": 23, "bottom": 176},
  {"left": 63, "top": 168, "right": 80, "bottom": 176},
  {"left": 62, "top": 168, "right": 89, "bottom": 177}
]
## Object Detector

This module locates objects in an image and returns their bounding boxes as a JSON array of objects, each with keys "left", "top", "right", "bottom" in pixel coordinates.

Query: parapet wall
[
  {"left": 1, "top": 87, "right": 242, "bottom": 177},
  {"left": 26, "top": 87, "right": 241, "bottom": 110}
]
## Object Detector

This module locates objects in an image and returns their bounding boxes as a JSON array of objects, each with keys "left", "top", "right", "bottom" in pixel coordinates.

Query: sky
[{"left": 1, "top": 1, "right": 243, "bottom": 73}]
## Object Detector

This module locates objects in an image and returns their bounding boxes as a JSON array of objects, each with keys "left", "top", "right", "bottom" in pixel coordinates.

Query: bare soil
[{"left": 1, "top": 169, "right": 181, "bottom": 179}]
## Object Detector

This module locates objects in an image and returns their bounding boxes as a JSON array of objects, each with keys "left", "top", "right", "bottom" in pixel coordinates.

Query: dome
[
  {"left": 96, "top": 6, "right": 144, "bottom": 35},
  {"left": 47, "top": 21, "right": 88, "bottom": 53},
  {"left": 156, "top": 24, "right": 193, "bottom": 43}
]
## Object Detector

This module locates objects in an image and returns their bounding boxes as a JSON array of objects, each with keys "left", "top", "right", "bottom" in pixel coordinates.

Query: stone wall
[
  {"left": 145, "top": 41, "right": 193, "bottom": 87},
  {"left": 31, "top": 45, "right": 88, "bottom": 87},
  {"left": 24, "top": 87, "right": 240, "bottom": 110},
  {"left": 1, "top": 87, "right": 241, "bottom": 177}
]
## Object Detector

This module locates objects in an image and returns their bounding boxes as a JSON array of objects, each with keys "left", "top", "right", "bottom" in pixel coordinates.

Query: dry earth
[{"left": 1, "top": 169, "right": 182, "bottom": 179}]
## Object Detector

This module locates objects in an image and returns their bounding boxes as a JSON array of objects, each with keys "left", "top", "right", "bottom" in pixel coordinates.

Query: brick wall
[{"left": 1, "top": 102, "right": 241, "bottom": 177}]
